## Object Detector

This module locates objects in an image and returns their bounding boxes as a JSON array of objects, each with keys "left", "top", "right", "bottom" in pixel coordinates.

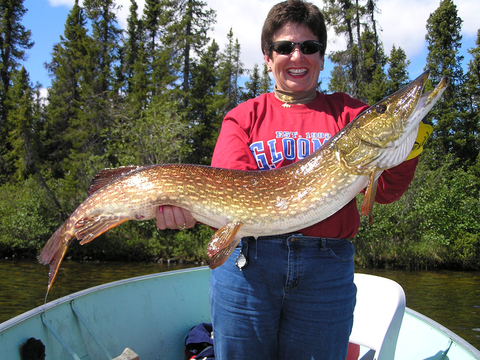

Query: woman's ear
[
  {"left": 320, "top": 55, "right": 325, "bottom": 71},
  {"left": 264, "top": 51, "right": 273, "bottom": 71}
]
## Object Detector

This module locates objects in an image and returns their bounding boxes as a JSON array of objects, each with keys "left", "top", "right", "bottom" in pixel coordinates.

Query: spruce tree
[
  {"left": 424, "top": 0, "right": 465, "bottom": 167},
  {"left": 142, "top": 0, "right": 175, "bottom": 99},
  {"left": 324, "top": 0, "right": 385, "bottom": 100},
  {"left": 260, "top": 63, "right": 273, "bottom": 94},
  {"left": 82, "top": 0, "right": 123, "bottom": 167},
  {"left": 241, "top": 63, "right": 261, "bottom": 102},
  {"left": 187, "top": 39, "right": 226, "bottom": 164},
  {"left": 122, "top": 0, "right": 143, "bottom": 94},
  {"left": 385, "top": 45, "right": 410, "bottom": 95},
  {"left": 218, "top": 29, "right": 244, "bottom": 112},
  {"left": 460, "top": 29, "right": 480, "bottom": 169},
  {"left": 0, "top": 0, "right": 34, "bottom": 182},
  {"left": 358, "top": 29, "right": 387, "bottom": 104},
  {"left": 5, "top": 67, "right": 37, "bottom": 180},
  {"left": 121, "top": 0, "right": 149, "bottom": 113},
  {"left": 167, "top": 0, "right": 216, "bottom": 105},
  {"left": 44, "top": 0, "right": 91, "bottom": 180},
  {"left": 324, "top": 0, "right": 361, "bottom": 96}
]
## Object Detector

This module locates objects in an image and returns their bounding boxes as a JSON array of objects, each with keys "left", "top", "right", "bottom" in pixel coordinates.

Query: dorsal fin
[{"left": 88, "top": 165, "right": 146, "bottom": 195}]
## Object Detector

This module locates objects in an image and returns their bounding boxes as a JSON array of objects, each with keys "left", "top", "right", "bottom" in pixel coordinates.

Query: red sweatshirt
[{"left": 211, "top": 92, "right": 418, "bottom": 239}]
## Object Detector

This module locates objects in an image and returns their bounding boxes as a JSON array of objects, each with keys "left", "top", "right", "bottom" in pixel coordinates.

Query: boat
[{"left": 0, "top": 267, "right": 479, "bottom": 360}]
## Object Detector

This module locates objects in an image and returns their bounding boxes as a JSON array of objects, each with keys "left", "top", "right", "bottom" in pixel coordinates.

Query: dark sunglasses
[{"left": 269, "top": 40, "right": 323, "bottom": 55}]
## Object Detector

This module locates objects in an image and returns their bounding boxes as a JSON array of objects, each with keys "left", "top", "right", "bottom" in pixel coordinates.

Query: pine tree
[
  {"left": 167, "top": 0, "right": 216, "bottom": 104},
  {"left": 142, "top": 0, "right": 176, "bottom": 99},
  {"left": 460, "top": 29, "right": 480, "bottom": 169},
  {"left": 82, "top": 0, "right": 123, "bottom": 167},
  {"left": 121, "top": 0, "right": 149, "bottom": 114},
  {"left": 5, "top": 67, "right": 37, "bottom": 180},
  {"left": 44, "top": 0, "right": 91, "bottom": 180},
  {"left": 260, "top": 63, "right": 273, "bottom": 94},
  {"left": 385, "top": 45, "right": 410, "bottom": 95},
  {"left": 324, "top": 0, "right": 361, "bottom": 96},
  {"left": 186, "top": 39, "right": 226, "bottom": 164},
  {"left": 218, "top": 29, "right": 244, "bottom": 112},
  {"left": 358, "top": 28, "right": 387, "bottom": 104},
  {"left": 324, "top": 0, "right": 385, "bottom": 100},
  {"left": 424, "top": 0, "right": 465, "bottom": 167},
  {"left": 241, "top": 63, "right": 261, "bottom": 102},
  {"left": 0, "top": 0, "right": 34, "bottom": 183},
  {"left": 121, "top": 0, "right": 143, "bottom": 94}
]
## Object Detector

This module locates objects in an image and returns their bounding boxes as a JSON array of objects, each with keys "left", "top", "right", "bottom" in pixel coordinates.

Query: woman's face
[{"left": 264, "top": 22, "right": 324, "bottom": 93}]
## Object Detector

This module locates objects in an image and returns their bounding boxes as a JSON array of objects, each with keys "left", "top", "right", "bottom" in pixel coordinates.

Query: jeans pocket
[{"left": 327, "top": 239, "right": 354, "bottom": 262}]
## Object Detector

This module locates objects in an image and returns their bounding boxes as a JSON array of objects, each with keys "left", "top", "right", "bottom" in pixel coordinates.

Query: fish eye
[{"left": 375, "top": 104, "right": 387, "bottom": 114}]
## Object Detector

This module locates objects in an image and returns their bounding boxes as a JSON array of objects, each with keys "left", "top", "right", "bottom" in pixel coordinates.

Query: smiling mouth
[{"left": 288, "top": 68, "right": 308, "bottom": 76}]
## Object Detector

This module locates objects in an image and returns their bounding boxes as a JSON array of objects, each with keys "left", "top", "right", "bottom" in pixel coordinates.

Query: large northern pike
[{"left": 39, "top": 71, "right": 447, "bottom": 291}]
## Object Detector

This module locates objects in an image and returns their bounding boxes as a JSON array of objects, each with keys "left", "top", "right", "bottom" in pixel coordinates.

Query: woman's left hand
[{"left": 156, "top": 205, "right": 196, "bottom": 230}]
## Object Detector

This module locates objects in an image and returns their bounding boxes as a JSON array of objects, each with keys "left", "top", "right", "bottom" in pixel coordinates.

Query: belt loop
[{"left": 321, "top": 238, "right": 327, "bottom": 249}]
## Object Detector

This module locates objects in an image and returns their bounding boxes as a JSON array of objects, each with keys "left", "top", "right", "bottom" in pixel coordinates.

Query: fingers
[
  {"left": 156, "top": 205, "right": 196, "bottom": 230},
  {"left": 179, "top": 207, "right": 197, "bottom": 229}
]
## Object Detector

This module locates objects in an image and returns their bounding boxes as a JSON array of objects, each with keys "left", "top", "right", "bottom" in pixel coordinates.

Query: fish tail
[
  {"left": 38, "top": 222, "right": 75, "bottom": 292},
  {"left": 39, "top": 215, "right": 129, "bottom": 291}
]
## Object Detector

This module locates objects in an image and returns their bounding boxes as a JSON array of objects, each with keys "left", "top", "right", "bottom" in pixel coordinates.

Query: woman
[{"left": 157, "top": 1, "right": 419, "bottom": 359}]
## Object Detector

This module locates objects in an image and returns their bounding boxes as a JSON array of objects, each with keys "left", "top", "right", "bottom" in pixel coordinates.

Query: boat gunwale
[
  {"left": 404, "top": 307, "right": 480, "bottom": 358},
  {"left": 0, "top": 266, "right": 209, "bottom": 332}
]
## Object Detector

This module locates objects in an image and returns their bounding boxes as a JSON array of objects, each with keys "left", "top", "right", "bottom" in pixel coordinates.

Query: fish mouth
[
  {"left": 416, "top": 75, "right": 449, "bottom": 111},
  {"left": 389, "top": 70, "right": 430, "bottom": 109},
  {"left": 390, "top": 70, "right": 448, "bottom": 115}
]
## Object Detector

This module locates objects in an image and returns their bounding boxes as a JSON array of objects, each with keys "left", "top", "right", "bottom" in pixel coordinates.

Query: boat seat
[
  {"left": 350, "top": 273, "right": 406, "bottom": 360},
  {"left": 112, "top": 348, "right": 139, "bottom": 360}
]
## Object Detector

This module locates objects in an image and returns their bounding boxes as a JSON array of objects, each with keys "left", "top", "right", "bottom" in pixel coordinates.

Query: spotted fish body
[{"left": 39, "top": 71, "right": 448, "bottom": 291}]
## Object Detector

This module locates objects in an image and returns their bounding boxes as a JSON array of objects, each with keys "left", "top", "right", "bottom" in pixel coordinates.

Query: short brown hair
[{"left": 261, "top": 0, "right": 327, "bottom": 57}]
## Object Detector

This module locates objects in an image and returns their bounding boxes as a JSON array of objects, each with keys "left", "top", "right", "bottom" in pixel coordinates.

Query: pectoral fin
[
  {"left": 75, "top": 215, "right": 129, "bottom": 244},
  {"left": 209, "top": 237, "right": 242, "bottom": 269},
  {"left": 207, "top": 221, "right": 243, "bottom": 269},
  {"left": 361, "top": 173, "right": 379, "bottom": 225}
]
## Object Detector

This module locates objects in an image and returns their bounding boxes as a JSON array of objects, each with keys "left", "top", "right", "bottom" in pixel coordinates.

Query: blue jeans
[{"left": 209, "top": 235, "right": 356, "bottom": 360}]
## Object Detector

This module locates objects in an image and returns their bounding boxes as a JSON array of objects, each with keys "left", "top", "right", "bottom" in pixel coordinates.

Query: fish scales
[{"left": 38, "top": 71, "right": 448, "bottom": 291}]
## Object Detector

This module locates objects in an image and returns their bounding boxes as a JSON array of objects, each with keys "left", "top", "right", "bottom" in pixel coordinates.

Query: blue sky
[{"left": 22, "top": 0, "right": 479, "bottom": 96}]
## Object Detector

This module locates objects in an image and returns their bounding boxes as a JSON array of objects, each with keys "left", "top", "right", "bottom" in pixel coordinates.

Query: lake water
[{"left": 1, "top": 259, "right": 479, "bottom": 350}]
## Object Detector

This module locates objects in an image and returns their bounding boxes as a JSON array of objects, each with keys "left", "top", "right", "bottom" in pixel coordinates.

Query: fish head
[
  {"left": 358, "top": 70, "right": 430, "bottom": 143},
  {"left": 334, "top": 71, "right": 448, "bottom": 173}
]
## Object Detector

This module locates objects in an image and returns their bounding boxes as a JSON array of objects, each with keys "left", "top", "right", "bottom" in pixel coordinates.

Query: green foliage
[
  {"left": 109, "top": 97, "right": 191, "bottom": 166},
  {"left": 354, "top": 152, "right": 480, "bottom": 270},
  {"left": 0, "top": 0, "right": 479, "bottom": 268},
  {"left": 0, "top": 178, "right": 58, "bottom": 257}
]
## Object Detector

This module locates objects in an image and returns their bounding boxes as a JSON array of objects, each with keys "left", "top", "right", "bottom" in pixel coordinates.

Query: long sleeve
[
  {"left": 374, "top": 157, "right": 419, "bottom": 204},
  {"left": 211, "top": 114, "right": 259, "bottom": 171}
]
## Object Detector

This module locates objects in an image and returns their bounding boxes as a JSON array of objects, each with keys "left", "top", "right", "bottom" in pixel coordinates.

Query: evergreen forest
[{"left": 0, "top": 0, "right": 479, "bottom": 270}]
